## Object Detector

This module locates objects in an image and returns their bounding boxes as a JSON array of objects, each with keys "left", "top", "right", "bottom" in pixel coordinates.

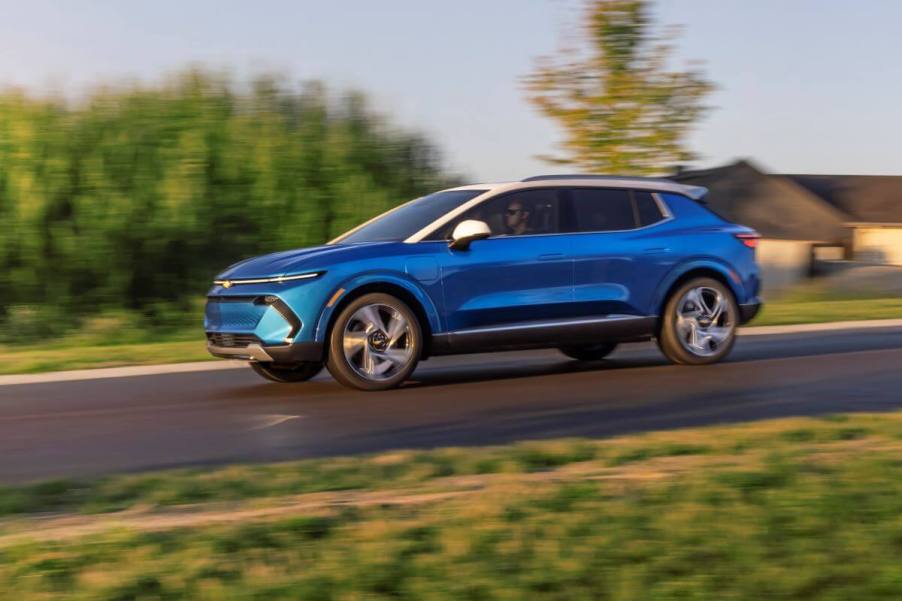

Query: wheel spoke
[
  {"left": 708, "top": 293, "right": 725, "bottom": 321},
  {"left": 684, "top": 288, "right": 704, "bottom": 315},
  {"left": 372, "top": 357, "right": 393, "bottom": 375},
  {"left": 372, "top": 348, "right": 410, "bottom": 367},
  {"left": 707, "top": 326, "right": 732, "bottom": 344},
  {"left": 361, "top": 345, "right": 376, "bottom": 375},
  {"left": 697, "top": 290, "right": 714, "bottom": 316},
  {"left": 676, "top": 315, "right": 695, "bottom": 338},
  {"left": 343, "top": 331, "right": 367, "bottom": 356},
  {"left": 385, "top": 311, "right": 408, "bottom": 345},
  {"left": 356, "top": 305, "right": 386, "bottom": 333},
  {"left": 688, "top": 321, "right": 701, "bottom": 349}
]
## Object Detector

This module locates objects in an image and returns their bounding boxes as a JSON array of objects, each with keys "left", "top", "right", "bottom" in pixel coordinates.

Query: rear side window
[
  {"left": 568, "top": 188, "right": 635, "bottom": 232},
  {"left": 634, "top": 191, "right": 666, "bottom": 227}
]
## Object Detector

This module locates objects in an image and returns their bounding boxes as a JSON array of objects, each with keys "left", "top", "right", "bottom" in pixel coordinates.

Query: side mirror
[{"left": 449, "top": 219, "right": 491, "bottom": 250}]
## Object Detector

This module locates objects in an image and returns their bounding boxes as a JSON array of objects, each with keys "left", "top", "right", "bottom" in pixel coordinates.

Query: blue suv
[{"left": 205, "top": 175, "right": 762, "bottom": 390}]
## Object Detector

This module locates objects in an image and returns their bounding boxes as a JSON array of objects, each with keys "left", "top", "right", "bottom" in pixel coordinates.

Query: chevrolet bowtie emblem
[{"left": 222, "top": 280, "right": 233, "bottom": 288}]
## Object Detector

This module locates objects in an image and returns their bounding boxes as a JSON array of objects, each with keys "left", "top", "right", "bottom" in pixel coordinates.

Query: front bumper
[
  {"left": 207, "top": 340, "right": 324, "bottom": 363},
  {"left": 205, "top": 291, "right": 324, "bottom": 364}
]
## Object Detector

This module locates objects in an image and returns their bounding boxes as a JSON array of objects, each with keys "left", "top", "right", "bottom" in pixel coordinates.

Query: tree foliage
[
  {"left": 0, "top": 70, "right": 455, "bottom": 329},
  {"left": 525, "top": 0, "right": 714, "bottom": 175}
]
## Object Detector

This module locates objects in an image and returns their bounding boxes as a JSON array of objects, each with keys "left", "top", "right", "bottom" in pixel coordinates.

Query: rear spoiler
[{"left": 683, "top": 186, "right": 708, "bottom": 202}]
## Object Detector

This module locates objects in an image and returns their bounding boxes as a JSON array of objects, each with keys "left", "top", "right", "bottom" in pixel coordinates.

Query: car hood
[{"left": 216, "top": 242, "right": 397, "bottom": 279}]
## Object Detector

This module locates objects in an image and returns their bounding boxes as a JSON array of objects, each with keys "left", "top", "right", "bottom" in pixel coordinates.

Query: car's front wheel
[
  {"left": 658, "top": 277, "right": 738, "bottom": 365},
  {"left": 326, "top": 293, "right": 422, "bottom": 391},
  {"left": 250, "top": 362, "right": 323, "bottom": 383}
]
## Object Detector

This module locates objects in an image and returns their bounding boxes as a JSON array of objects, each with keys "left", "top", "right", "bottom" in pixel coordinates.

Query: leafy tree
[
  {"left": 0, "top": 69, "right": 456, "bottom": 334},
  {"left": 524, "top": 0, "right": 714, "bottom": 175}
]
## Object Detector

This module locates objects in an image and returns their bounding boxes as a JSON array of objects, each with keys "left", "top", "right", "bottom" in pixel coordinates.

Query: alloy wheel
[
  {"left": 342, "top": 303, "right": 415, "bottom": 381},
  {"left": 675, "top": 286, "right": 735, "bottom": 357}
]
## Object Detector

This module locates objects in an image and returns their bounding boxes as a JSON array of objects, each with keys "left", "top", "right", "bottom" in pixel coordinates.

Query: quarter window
[{"left": 634, "top": 191, "right": 666, "bottom": 227}]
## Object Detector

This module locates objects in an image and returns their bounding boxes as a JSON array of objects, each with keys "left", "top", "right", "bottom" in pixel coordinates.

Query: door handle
[
  {"left": 537, "top": 253, "right": 565, "bottom": 261},
  {"left": 643, "top": 247, "right": 671, "bottom": 254}
]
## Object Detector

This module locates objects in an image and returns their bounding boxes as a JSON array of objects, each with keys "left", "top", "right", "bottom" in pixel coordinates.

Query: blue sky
[{"left": 2, "top": 0, "right": 901, "bottom": 180}]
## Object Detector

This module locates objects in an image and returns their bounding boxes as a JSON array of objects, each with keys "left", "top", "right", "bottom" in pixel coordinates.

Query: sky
[{"left": 2, "top": 0, "right": 901, "bottom": 181}]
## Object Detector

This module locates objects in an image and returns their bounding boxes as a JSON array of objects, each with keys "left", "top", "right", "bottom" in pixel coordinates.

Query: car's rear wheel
[
  {"left": 250, "top": 361, "right": 323, "bottom": 383},
  {"left": 658, "top": 277, "right": 738, "bottom": 365},
  {"left": 326, "top": 293, "right": 422, "bottom": 391},
  {"left": 558, "top": 342, "right": 618, "bottom": 361}
]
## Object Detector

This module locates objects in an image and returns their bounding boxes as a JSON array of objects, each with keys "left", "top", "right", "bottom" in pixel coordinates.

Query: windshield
[{"left": 333, "top": 189, "right": 487, "bottom": 244}]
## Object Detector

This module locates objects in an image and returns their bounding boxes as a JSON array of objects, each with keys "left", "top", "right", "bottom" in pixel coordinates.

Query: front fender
[
  {"left": 654, "top": 258, "right": 747, "bottom": 313},
  {"left": 312, "top": 271, "right": 443, "bottom": 343}
]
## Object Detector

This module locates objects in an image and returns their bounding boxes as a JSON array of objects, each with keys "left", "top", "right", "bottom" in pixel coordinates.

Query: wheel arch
[
  {"left": 314, "top": 275, "right": 440, "bottom": 358},
  {"left": 655, "top": 261, "right": 743, "bottom": 326}
]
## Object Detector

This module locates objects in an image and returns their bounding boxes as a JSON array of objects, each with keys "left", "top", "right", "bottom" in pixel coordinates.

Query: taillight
[{"left": 735, "top": 232, "right": 760, "bottom": 249}]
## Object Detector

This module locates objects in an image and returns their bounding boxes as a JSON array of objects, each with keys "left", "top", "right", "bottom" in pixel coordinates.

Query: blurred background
[
  {"left": 1, "top": 0, "right": 901, "bottom": 367},
  {"left": 2, "top": 2, "right": 902, "bottom": 599}
]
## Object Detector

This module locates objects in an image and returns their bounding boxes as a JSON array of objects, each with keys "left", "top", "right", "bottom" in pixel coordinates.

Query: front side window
[
  {"left": 428, "top": 188, "right": 564, "bottom": 240},
  {"left": 334, "top": 189, "right": 487, "bottom": 244}
]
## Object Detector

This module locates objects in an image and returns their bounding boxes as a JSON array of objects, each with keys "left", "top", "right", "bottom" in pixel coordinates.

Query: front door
[{"left": 435, "top": 188, "right": 572, "bottom": 332}]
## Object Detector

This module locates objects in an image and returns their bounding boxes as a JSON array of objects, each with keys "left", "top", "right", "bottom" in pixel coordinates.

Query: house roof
[
  {"left": 674, "top": 159, "right": 902, "bottom": 242},
  {"left": 673, "top": 160, "right": 851, "bottom": 242},
  {"left": 783, "top": 174, "right": 902, "bottom": 223}
]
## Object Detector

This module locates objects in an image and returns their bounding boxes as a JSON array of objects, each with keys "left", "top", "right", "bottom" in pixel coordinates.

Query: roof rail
[
  {"left": 521, "top": 174, "right": 677, "bottom": 183},
  {"left": 519, "top": 174, "right": 707, "bottom": 201}
]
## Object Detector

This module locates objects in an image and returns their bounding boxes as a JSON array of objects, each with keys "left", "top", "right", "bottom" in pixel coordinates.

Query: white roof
[
  {"left": 332, "top": 176, "right": 707, "bottom": 245},
  {"left": 446, "top": 177, "right": 707, "bottom": 200}
]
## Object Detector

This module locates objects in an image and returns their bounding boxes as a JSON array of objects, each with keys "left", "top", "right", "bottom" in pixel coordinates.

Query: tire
[
  {"left": 558, "top": 342, "right": 618, "bottom": 361},
  {"left": 658, "top": 277, "right": 738, "bottom": 365},
  {"left": 250, "top": 361, "right": 323, "bottom": 383},
  {"left": 326, "top": 293, "right": 422, "bottom": 391}
]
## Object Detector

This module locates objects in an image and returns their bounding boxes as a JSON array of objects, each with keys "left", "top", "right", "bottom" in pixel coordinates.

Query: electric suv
[{"left": 205, "top": 175, "right": 762, "bottom": 390}]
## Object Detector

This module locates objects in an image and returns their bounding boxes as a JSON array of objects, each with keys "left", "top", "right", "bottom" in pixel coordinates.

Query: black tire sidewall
[
  {"left": 326, "top": 293, "right": 422, "bottom": 391},
  {"left": 658, "top": 277, "right": 738, "bottom": 365},
  {"left": 250, "top": 361, "right": 323, "bottom": 383}
]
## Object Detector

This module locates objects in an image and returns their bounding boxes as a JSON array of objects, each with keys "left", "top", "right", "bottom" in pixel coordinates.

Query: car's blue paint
[
  {"left": 436, "top": 235, "right": 573, "bottom": 330},
  {"left": 205, "top": 188, "right": 760, "bottom": 351}
]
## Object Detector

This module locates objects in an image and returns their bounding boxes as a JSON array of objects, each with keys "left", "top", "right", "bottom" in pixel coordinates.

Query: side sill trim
[
  {"left": 432, "top": 315, "right": 658, "bottom": 355},
  {"left": 450, "top": 314, "right": 644, "bottom": 337}
]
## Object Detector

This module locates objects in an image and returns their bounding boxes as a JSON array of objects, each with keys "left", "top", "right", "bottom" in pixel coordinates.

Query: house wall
[
  {"left": 853, "top": 226, "right": 902, "bottom": 266},
  {"left": 756, "top": 239, "right": 813, "bottom": 295}
]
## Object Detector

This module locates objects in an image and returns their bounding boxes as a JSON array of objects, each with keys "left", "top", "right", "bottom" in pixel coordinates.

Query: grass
[
  {"left": 1, "top": 412, "right": 902, "bottom": 599},
  {"left": 0, "top": 308, "right": 212, "bottom": 375},
  {"left": 2, "top": 291, "right": 901, "bottom": 375},
  {"left": 754, "top": 286, "right": 902, "bottom": 325},
  {"left": 0, "top": 340, "right": 213, "bottom": 375}
]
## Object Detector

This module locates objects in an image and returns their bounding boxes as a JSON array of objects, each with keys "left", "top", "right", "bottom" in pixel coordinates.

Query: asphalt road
[{"left": 2, "top": 326, "right": 901, "bottom": 483}]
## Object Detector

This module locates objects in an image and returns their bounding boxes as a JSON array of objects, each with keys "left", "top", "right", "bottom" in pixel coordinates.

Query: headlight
[{"left": 214, "top": 271, "right": 324, "bottom": 288}]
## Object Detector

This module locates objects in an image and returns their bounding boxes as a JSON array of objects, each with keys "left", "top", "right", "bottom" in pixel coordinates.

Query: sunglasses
[{"left": 506, "top": 208, "right": 524, "bottom": 216}]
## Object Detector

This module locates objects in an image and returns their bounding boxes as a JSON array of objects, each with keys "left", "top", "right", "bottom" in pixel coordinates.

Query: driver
[{"left": 504, "top": 200, "right": 531, "bottom": 235}]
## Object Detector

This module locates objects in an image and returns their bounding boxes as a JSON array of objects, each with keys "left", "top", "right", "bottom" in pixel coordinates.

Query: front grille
[
  {"left": 205, "top": 295, "right": 301, "bottom": 339},
  {"left": 205, "top": 296, "right": 268, "bottom": 331},
  {"left": 207, "top": 333, "right": 262, "bottom": 348}
]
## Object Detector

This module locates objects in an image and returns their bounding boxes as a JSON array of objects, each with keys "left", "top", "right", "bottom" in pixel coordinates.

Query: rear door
[
  {"left": 568, "top": 187, "right": 676, "bottom": 317},
  {"left": 431, "top": 188, "right": 573, "bottom": 331}
]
